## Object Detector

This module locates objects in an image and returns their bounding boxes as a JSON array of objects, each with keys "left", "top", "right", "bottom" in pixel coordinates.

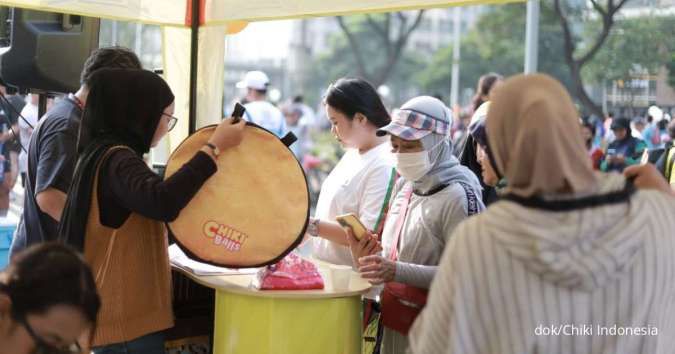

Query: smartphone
[
  {"left": 231, "top": 102, "right": 246, "bottom": 123},
  {"left": 336, "top": 213, "right": 368, "bottom": 240}
]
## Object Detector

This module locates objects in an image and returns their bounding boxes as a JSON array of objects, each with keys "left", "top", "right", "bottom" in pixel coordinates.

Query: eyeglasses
[
  {"left": 18, "top": 316, "right": 82, "bottom": 354},
  {"left": 162, "top": 113, "right": 178, "bottom": 132}
]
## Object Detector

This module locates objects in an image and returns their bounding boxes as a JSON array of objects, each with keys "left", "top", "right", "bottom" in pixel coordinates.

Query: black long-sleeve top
[{"left": 97, "top": 149, "right": 216, "bottom": 228}]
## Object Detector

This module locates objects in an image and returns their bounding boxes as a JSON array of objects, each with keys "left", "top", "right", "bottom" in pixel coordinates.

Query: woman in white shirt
[{"left": 307, "top": 78, "right": 397, "bottom": 267}]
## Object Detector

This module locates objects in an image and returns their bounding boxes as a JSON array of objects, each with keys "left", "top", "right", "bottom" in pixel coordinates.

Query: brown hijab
[{"left": 485, "top": 74, "right": 597, "bottom": 198}]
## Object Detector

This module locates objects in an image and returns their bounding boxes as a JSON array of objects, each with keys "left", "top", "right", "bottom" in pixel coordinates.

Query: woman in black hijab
[
  {"left": 459, "top": 73, "right": 503, "bottom": 206},
  {"left": 58, "top": 69, "right": 245, "bottom": 354}
]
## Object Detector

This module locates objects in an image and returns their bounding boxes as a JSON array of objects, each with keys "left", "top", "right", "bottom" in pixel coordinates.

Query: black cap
[{"left": 611, "top": 117, "right": 631, "bottom": 130}]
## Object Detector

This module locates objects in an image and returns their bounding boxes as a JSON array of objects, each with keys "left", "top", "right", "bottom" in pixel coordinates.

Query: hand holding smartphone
[
  {"left": 231, "top": 102, "right": 246, "bottom": 124},
  {"left": 336, "top": 213, "right": 368, "bottom": 240}
]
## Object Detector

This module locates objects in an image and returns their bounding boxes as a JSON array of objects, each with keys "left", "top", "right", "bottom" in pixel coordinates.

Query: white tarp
[
  {"left": 1, "top": 0, "right": 516, "bottom": 26},
  {"left": 1, "top": 0, "right": 518, "bottom": 151}
]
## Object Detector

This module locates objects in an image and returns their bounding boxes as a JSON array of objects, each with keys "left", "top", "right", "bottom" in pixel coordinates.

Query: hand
[
  {"left": 624, "top": 164, "right": 674, "bottom": 196},
  {"left": 358, "top": 255, "right": 396, "bottom": 285},
  {"left": 208, "top": 117, "right": 246, "bottom": 151},
  {"left": 346, "top": 229, "right": 382, "bottom": 268},
  {"left": 614, "top": 154, "right": 625, "bottom": 164}
]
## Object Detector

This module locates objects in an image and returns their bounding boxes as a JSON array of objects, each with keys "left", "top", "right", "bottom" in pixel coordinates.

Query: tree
[
  {"left": 335, "top": 11, "right": 425, "bottom": 88},
  {"left": 669, "top": 52, "right": 675, "bottom": 89},
  {"left": 416, "top": 3, "right": 571, "bottom": 107},
  {"left": 585, "top": 17, "right": 675, "bottom": 116},
  {"left": 553, "top": 0, "right": 631, "bottom": 119},
  {"left": 305, "top": 13, "right": 428, "bottom": 106}
]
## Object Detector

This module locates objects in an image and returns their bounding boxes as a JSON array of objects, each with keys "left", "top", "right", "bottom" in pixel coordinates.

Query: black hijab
[
  {"left": 59, "top": 69, "right": 175, "bottom": 251},
  {"left": 78, "top": 69, "right": 175, "bottom": 155},
  {"left": 459, "top": 136, "right": 499, "bottom": 206}
]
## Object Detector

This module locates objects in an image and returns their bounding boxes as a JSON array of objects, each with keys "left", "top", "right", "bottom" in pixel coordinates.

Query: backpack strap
[{"left": 457, "top": 182, "right": 480, "bottom": 216}]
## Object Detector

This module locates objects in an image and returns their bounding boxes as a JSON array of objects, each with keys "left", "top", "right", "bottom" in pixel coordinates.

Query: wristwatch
[
  {"left": 204, "top": 142, "right": 220, "bottom": 157},
  {"left": 307, "top": 218, "right": 320, "bottom": 237}
]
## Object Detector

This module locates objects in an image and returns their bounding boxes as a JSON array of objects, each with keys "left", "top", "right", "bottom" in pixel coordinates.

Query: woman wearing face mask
[
  {"left": 0, "top": 242, "right": 100, "bottom": 354},
  {"left": 307, "top": 78, "right": 397, "bottom": 268},
  {"left": 57, "top": 69, "right": 245, "bottom": 354},
  {"left": 355, "top": 96, "right": 484, "bottom": 354},
  {"left": 409, "top": 74, "right": 675, "bottom": 354}
]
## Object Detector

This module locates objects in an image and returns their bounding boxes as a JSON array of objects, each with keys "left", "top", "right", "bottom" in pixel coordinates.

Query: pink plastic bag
[{"left": 257, "top": 253, "right": 324, "bottom": 290}]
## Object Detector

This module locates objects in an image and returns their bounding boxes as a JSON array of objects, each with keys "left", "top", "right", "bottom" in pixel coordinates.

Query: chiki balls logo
[{"left": 203, "top": 221, "right": 248, "bottom": 252}]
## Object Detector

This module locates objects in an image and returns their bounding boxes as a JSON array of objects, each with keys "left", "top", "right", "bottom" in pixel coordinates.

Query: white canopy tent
[{"left": 0, "top": 0, "right": 523, "bottom": 151}]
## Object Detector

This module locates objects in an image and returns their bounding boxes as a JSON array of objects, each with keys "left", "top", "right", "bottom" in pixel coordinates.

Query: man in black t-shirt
[{"left": 10, "top": 47, "right": 142, "bottom": 256}]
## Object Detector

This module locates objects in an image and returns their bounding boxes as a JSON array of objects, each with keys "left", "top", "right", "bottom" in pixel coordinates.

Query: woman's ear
[{"left": 354, "top": 112, "right": 368, "bottom": 125}]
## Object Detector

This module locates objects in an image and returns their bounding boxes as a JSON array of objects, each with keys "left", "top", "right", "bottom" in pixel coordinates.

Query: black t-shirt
[{"left": 11, "top": 96, "right": 81, "bottom": 255}]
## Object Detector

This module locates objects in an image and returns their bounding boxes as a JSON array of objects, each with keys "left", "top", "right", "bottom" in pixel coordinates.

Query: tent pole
[
  {"left": 450, "top": 6, "right": 461, "bottom": 109},
  {"left": 188, "top": 0, "right": 200, "bottom": 134}
]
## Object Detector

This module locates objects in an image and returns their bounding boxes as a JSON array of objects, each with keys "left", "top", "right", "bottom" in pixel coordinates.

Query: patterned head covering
[{"left": 376, "top": 96, "right": 451, "bottom": 140}]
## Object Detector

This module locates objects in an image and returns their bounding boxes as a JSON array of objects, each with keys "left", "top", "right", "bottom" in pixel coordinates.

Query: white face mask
[
  {"left": 394, "top": 139, "right": 446, "bottom": 181},
  {"left": 395, "top": 151, "right": 431, "bottom": 181}
]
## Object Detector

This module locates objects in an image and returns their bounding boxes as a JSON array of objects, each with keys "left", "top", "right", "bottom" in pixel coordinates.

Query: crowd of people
[{"left": 1, "top": 44, "right": 674, "bottom": 354}]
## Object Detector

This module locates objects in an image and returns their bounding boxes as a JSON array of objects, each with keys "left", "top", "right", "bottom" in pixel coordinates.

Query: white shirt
[
  {"left": 243, "top": 101, "right": 287, "bottom": 137},
  {"left": 18, "top": 102, "right": 38, "bottom": 173},
  {"left": 313, "top": 142, "right": 396, "bottom": 266}
]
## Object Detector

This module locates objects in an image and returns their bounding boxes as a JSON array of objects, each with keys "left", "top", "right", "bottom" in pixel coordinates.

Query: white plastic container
[{"left": 329, "top": 265, "right": 352, "bottom": 291}]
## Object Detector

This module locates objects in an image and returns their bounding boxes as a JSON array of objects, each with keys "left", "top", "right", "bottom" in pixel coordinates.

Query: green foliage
[
  {"left": 416, "top": 3, "right": 571, "bottom": 104},
  {"left": 584, "top": 17, "right": 675, "bottom": 84},
  {"left": 305, "top": 14, "right": 427, "bottom": 106}
]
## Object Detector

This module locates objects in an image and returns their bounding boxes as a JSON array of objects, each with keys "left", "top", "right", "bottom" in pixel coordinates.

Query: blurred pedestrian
[
  {"left": 470, "top": 73, "right": 502, "bottom": 113},
  {"left": 581, "top": 120, "right": 604, "bottom": 170},
  {"left": 283, "top": 103, "right": 310, "bottom": 160},
  {"left": 237, "top": 70, "right": 287, "bottom": 137},
  {"left": 18, "top": 94, "right": 39, "bottom": 188},
  {"left": 600, "top": 117, "right": 647, "bottom": 172}
]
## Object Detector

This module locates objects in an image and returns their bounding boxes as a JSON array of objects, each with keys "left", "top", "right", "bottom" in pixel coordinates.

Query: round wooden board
[{"left": 165, "top": 125, "right": 309, "bottom": 268}]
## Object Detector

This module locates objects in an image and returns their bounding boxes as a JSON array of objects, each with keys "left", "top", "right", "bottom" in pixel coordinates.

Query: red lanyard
[{"left": 70, "top": 94, "right": 84, "bottom": 110}]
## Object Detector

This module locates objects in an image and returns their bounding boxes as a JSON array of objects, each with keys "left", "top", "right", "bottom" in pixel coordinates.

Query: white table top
[{"left": 173, "top": 258, "right": 372, "bottom": 299}]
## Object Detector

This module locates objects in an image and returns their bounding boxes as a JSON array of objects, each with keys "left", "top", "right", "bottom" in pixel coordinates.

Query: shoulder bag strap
[{"left": 388, "top": 183, "right": 414, "bottom": 261}]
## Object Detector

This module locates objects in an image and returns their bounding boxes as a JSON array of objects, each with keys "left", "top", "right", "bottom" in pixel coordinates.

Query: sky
[{"left": 225, "top": 20, "right": 294, "bottom": 62}]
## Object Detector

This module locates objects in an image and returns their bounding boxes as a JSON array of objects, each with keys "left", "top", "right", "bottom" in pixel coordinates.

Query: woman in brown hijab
[{"left": 409, "top": 74, "right": 675, "bottom": 354}]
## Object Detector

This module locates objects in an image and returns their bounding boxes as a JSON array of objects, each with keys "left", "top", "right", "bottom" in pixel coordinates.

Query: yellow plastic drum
[{"left": 213, "top": 291, "right": 361, "bottom": 354}]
